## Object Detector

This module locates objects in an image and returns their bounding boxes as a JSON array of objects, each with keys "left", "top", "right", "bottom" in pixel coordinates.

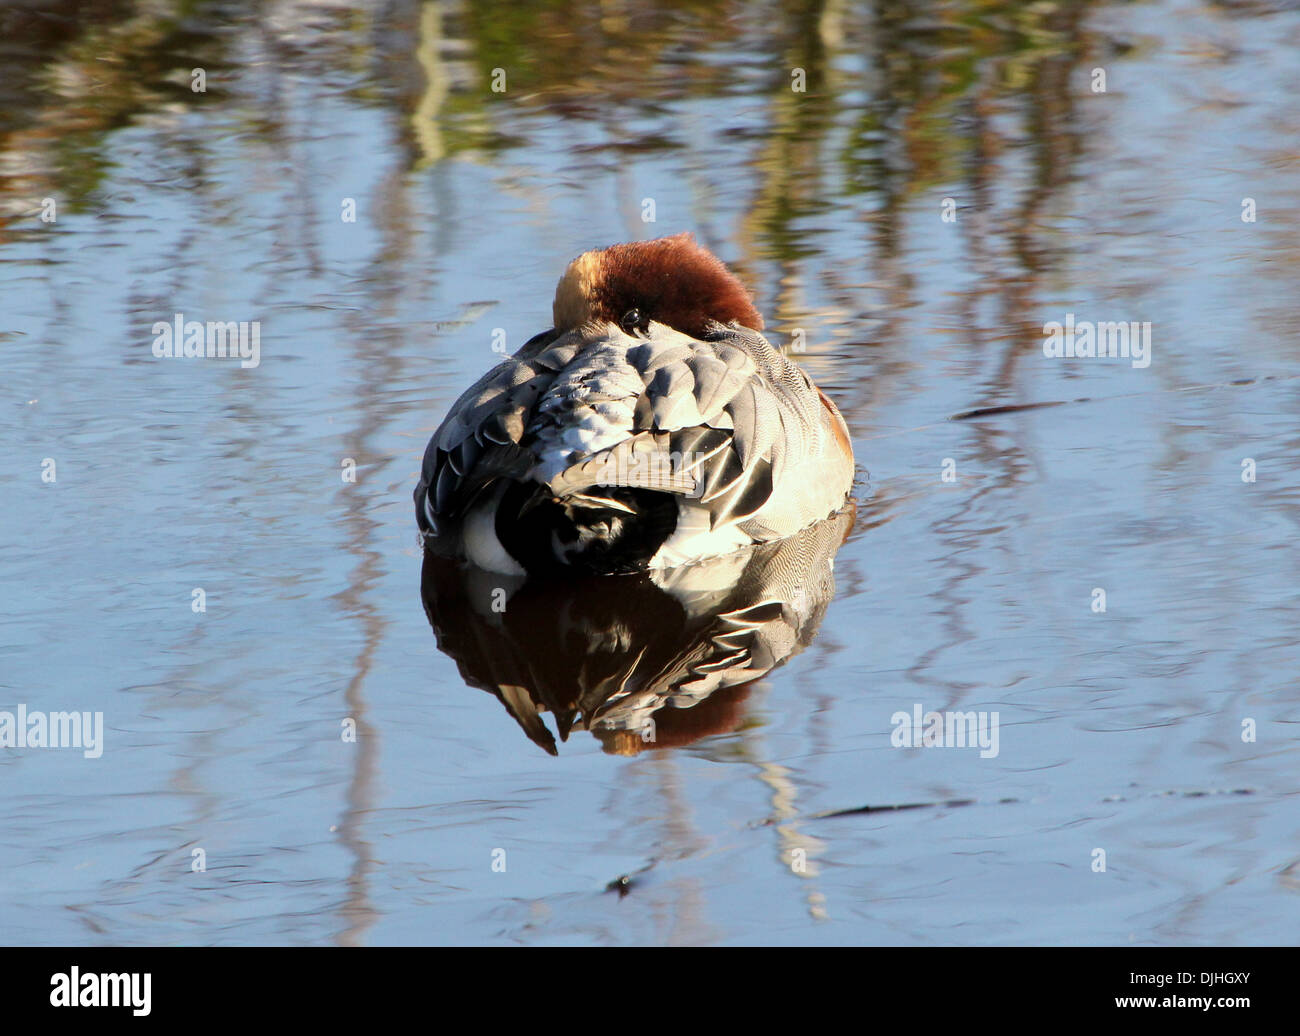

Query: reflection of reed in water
[{"left": 421, "top": 506, "right": 854, "bottom": 756}]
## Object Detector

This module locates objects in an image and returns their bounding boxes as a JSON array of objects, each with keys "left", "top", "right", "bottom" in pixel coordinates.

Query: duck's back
[{"left": 416, "top": 321, "right": 852, "bottom": 574}]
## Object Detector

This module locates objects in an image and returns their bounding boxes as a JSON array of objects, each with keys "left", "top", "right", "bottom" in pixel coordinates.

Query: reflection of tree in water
[{"left": 3, "top": 2, "right": 1110, "bottom": 218}]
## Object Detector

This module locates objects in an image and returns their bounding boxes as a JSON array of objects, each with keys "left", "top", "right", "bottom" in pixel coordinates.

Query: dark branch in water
[
  {"left": 811, "top": 798, "right": 978, "bottom": 819},
  {"left": 950, "top": 374, "right": 1294, "bottom": 422},
  {"left": 752, "top": 787, "right": 1255, "bottom": 827}
]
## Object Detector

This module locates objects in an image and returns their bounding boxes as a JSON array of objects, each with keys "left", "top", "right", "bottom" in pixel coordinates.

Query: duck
[{"left": 414, "top": 232, "right": 854, "bottom": 575}]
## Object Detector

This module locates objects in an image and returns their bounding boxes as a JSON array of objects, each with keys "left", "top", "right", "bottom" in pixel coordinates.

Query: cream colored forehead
[{"left": 552, "top": 252, "right": 604, "bottom": 330}]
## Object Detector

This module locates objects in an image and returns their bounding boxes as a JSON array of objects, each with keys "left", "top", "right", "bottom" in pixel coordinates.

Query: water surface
[{"left": 2, "top": 0, "right": 1298, "bottom": 945}]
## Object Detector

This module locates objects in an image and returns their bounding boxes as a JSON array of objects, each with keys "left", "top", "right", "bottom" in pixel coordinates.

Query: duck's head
[{"left": 552, "top": 232, "right": 763, "bottom": 339}]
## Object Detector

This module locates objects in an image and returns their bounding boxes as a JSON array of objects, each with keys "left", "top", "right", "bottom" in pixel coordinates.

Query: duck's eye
[{"left": 620, "top": 308, "right": 646, "bottom": 334}]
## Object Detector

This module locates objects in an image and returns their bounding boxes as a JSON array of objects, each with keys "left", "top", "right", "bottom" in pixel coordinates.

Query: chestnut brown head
[{"left": 552, "top": 232, "right": 763, "bottom": 339}]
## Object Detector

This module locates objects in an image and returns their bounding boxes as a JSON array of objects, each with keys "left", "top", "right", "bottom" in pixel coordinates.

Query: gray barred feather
[{"left": 417, "top": 319, "right": 852, "bottom": 566}]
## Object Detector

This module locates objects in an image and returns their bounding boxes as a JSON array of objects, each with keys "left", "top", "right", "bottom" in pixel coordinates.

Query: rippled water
[{"left": 2, "top": 0, "right": 1298, "bottom": 945}]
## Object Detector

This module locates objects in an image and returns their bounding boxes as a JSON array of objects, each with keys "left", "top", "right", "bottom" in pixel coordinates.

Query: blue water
[{"left": 1, "top": 0, "right": 1298, "bottom": 944}]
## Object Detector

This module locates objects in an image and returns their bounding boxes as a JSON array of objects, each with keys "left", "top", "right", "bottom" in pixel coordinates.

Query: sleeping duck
[{"left": 415, "top": 232, "right": 854, "bottom": 575}]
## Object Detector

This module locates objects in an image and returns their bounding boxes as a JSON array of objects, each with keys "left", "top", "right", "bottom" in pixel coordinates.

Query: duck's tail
[{"left": 493, "top": 481, "right": 681, "bottom": 574}]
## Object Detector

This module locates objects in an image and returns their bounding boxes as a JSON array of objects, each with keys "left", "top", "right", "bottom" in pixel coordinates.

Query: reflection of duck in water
[
  {"left": 415, "top": 233, "right": 854, "bottom": 574},
  {"left": 420, "top": 508, "right": 853, "bottom": 755}
]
